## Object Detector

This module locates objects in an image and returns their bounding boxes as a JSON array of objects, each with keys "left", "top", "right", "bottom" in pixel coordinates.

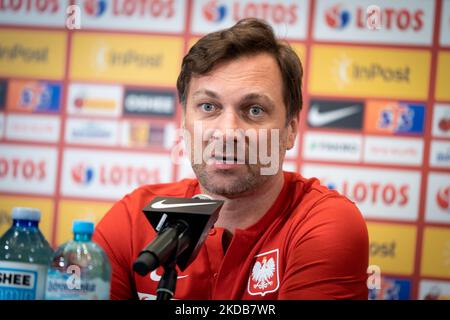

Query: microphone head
[
  {"left": 192, "top": 194, "right": 213, "bottom": 200},
  {"left": 142, "top": 196, "right": 224, "bottom": 271}
]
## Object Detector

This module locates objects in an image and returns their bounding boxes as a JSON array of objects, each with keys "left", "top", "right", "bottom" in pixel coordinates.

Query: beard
[
  {"left": 191, "top": 162, "right": 272, "bottom": 197},
  {"left": 187, "top": 123, "right": 290, "bottom": 197}
]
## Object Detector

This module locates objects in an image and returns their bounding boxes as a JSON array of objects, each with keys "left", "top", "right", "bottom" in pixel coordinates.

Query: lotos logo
[
  {"left": 201, "top": 0, "right": 298, "bottom": 25},
  {"left": 432, "top": 105, "right": 450, "bottom": 138},
  {"left": 203, "top": 0, "right": 227, "bottom": 22},
  {"left": 323, "top": 3, "right": 425, "bottom": 32},
  {"left": 62, "top": 149, "right": 171, "bottom": 200},
  {"left": 342, "top": 181, "right": 409, "bottom": 207},
  {"left": 84, "top": 0, "right": 108, "bottom": 17},
  {"left": 72, "top": 162, "right": 162, "bottom": 187},
  {"left": 99, "top": 165, "right": 160, "bottom": 186},
  {"left": 0, "top": 0, "right": 60, "bottom": 13},
  {"left": 72, "top": 163, "right": 95, "bottom": 185},
  {"left": 357, "top": 6, "right": 424, "bottom": 31},
  {"left": 302, "top": 165, "right": 420, "bottom": 221},
  {"left": 436, "top": 186, "right": 450, "bottom": 211},
  {"left": 319, "top": 177, "right": 408, "bottom": 207},
  {"left": 439, "top": 116, "right": 450, "bottom": 133},
  {"left": 325, "top": 4, "right": 351, "bottom": 29},
  {"left": 0, "top": 158, "right": 46, "bottom": 181}
]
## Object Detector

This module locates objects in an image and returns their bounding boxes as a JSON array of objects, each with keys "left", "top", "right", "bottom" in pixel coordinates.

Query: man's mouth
[{"left": 211, "top": 154, "right": 245, "bottom": 164}]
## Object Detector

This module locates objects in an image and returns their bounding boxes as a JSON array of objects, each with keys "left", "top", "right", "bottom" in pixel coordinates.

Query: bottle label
[
  {"left": 0, "top": 261, "right": 48, "bottom": 300},
  {"left": 45, "top": 269, "right": 110, "bottom": 300}
]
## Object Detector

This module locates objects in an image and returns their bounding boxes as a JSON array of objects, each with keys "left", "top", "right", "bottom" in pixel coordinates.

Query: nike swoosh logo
[
  {"left": 151, "top": 200, "right": 216, "bottom": 209},
  {"left": 308, "top": 104, "right": 361, "bottom": 127},
  {"left": 150, "top": 270, "right": 189, "bottom": 282}
]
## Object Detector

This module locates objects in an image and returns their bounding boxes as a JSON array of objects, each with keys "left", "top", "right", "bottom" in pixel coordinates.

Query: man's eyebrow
[
  {"left": 192, "top": 89, "right": 220, "bottom": 99},
  {"left": 239, "top": 93, "right": 275, "bottom": 108}
]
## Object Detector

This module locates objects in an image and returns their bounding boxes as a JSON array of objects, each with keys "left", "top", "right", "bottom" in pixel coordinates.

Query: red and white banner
[
  {"left": 61, "top": 148, "right": 173, "bottom": 200},
  {"left": 302, "top": 164, "right": 421, "bottom": 221},
  {"left": 0, "top": 145, "right": 58, "bottom": 195}
]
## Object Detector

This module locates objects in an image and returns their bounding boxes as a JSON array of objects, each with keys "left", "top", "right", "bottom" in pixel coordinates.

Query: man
[{"left": 93, "top": 18, "right": 369, "bottom": 300}]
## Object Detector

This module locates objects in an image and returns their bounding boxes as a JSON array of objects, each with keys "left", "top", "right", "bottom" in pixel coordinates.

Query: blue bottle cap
[
  {"left": 12, "top": 207, "right": 41, "bottom": 221},
  {"left": 73, "top": 220, "right": 95, "bottom": 235}
]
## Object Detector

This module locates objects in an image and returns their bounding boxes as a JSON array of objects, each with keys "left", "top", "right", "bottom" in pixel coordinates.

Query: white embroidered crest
[{"left": 247, "top": 249, "right": 279, "bottom": 296}]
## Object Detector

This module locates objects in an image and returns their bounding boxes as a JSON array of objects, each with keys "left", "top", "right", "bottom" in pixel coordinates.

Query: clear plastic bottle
[
  {"left": 0, "top": 207, "right": 53, "bottom": 300},
  {"left": 45, "top": 220, "right": 111, "bottom": 300}
]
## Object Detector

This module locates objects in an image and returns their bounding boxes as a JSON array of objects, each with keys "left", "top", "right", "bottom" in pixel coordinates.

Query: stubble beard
[{"left": 192, "top": 163, "right": 271, "bottom": 197}]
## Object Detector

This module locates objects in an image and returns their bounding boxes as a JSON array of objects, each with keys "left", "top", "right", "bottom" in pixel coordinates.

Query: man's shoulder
[
  {"left": 285, "top": 171, "right": 343, "bottom": 202},
  {"left": 283, "top": 171, "right": 367, "bottom": 245},
  {"left": 284, "top": 171, "right": 361, "bottom": 219}
]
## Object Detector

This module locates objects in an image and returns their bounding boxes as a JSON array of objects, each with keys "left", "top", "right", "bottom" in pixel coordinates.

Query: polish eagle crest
[{"left": 247, "top": 249, "right": 279, "bottom": 296}]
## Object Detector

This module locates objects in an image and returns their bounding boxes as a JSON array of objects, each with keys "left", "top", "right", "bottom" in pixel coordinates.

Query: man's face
[{"left": 184, "top": 53, "right": 297, "bottom": 197}]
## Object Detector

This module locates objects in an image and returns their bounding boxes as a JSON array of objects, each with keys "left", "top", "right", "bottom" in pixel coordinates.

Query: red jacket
[{"left": 93, "top": 171, "right": 369, "bottom": 300}]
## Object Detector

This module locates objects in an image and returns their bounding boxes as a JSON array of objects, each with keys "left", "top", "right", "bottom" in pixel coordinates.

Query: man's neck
[{"left": 200, "top": 172, "right": 285, "bottom": 234}]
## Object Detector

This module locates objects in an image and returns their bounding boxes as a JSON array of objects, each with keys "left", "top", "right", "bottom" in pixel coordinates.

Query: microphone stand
[
  {"left": 156, "top": 258, "right": 178, "bottom": 300},
  {"left": 153, "top": 221, "right": 189, "bottom": 300},
  {"left": 135, "top": 195, "right": 223, "bottom": 300}
]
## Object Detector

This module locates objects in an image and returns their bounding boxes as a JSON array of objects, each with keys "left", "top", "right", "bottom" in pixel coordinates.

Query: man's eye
[
  {"left": 249, "top": 106, "right": 264, "bottom": 117},
  {"left": 200, "top": 103, "right": 215, "bottom": 112}
]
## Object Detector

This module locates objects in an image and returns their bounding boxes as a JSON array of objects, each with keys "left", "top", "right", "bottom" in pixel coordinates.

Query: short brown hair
[{"left": 176, "top": 18, "right": 303, "bottom": 123}]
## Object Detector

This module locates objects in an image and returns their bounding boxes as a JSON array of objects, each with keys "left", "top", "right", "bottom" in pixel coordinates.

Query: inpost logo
[
  {"left": 92, "top": 43, "right": 163, "bottom": 71},
  {"left": 310, "top": 45, "right": 430, "bottom": 99},
  {"left": 332, "top": 54, "right": 410, "bottom": 87},
  {"left": 367, "top": 222, "right": 417, "bottom": 275},
  {"left": 0, "top": 43, "right": 48, "bottom": 63},
  {"left": 436, "top": 52, "right": 450, "bottom": 101},
  {"left": 0, "top": 30, "right": 66, "bottom": 79},
  {"left": 421, "top": 227, "right": 450, "bottom": 279},
  {"left": 71, "top": 33, "right": 182, "bottom": 85}
]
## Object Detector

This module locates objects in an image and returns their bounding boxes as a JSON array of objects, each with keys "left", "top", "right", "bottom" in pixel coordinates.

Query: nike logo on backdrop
[
  {"left": 150, "top": 270, "right": 189, "bottom": 282},
  {"left": 308, "top": 104, "right": 361, "bottom": 127},
  {"left": 151, "top": 200, "right": 216, "bottom": 209}
]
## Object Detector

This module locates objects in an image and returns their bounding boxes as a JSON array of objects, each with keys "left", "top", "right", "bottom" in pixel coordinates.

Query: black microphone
[{"left": 133, "top": 194, "right": 224, "bottom": 276}]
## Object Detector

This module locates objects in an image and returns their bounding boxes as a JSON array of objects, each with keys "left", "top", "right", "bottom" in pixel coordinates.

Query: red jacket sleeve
[
  {"left": 93, "top": 197, "right": 137, "bottom": 300},
  {"left": 279, "top": 196, "right": 369, "bottom": 300}
]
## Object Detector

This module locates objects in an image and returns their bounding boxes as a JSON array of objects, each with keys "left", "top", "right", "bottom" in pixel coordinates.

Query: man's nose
[
  {"left": 209, "top": 109, "right": 246, "bottom": 144},
  {"left": 216, "top": 109, "right": 243, "bottom": 131}
]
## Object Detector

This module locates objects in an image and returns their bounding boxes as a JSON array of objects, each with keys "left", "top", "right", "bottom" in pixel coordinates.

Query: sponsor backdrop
[{"left": 0, "top": 0, "right": 449, "bottom": 300}]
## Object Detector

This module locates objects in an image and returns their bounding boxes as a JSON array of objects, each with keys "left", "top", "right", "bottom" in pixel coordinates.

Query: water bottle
[
  {"left": 0, "top": 207, "right": 53, "bottom": 300},
  {"left": 45, "top": 220, "right": 111, "bottom": 300}
]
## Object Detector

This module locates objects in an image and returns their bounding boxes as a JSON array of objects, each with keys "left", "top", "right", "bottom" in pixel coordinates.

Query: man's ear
[{"left": 286, "top": 117, "right": 298, "bottom": 150}]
